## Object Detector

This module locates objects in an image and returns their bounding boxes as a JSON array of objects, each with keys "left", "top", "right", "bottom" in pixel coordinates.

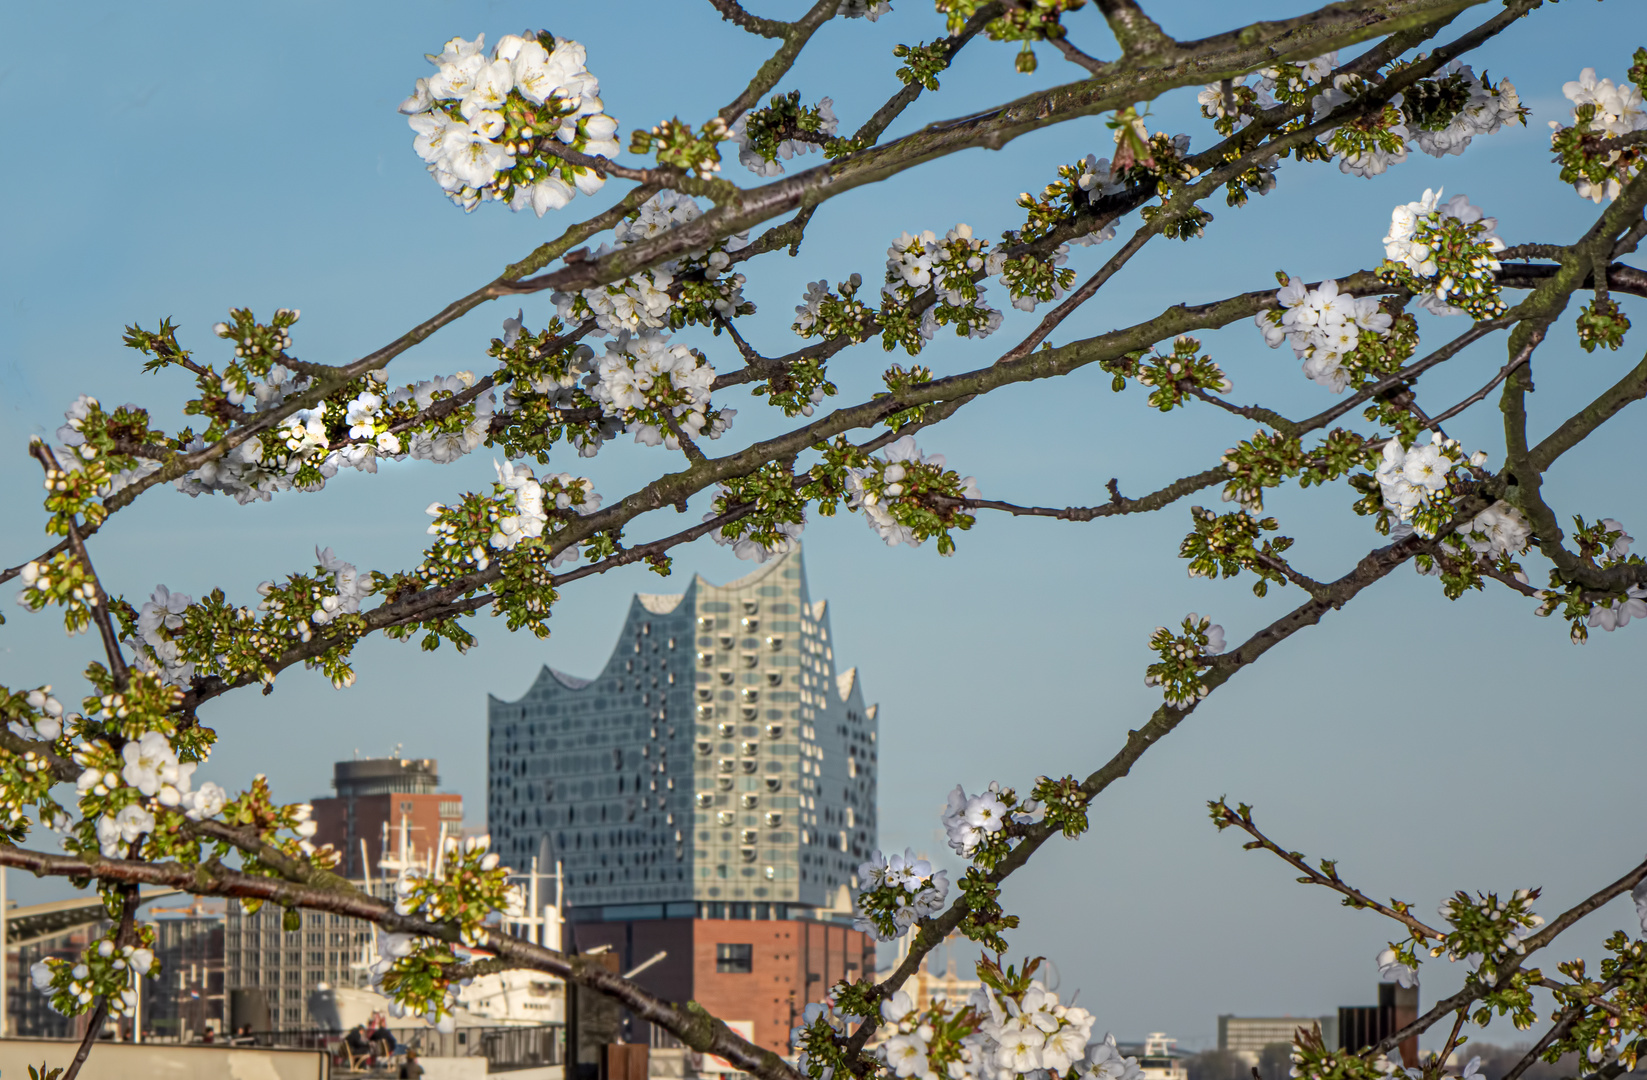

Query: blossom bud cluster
[
  {"left": 843, "top": 436, "right": 980, "bottom": 555},
  {"left": 1255, "top": 277, "right": 1394, "bottom": 394},
  {"left": 396, "top": 834, "right": 524, "bottom": 945},
  {"left": 16, "top": 552, "right": 100, "bottom": 636},
  {"left": 1550, "top": 59, "right": 1647, "bottom": 203},
  {"left": 1379, "top": 189, "right": 1506, "bottom": 319},
  {"left": 729, "top": 92, "right": 839, "bottom": 177},
  {"left": 400, "top": 32, "right": 618, "bottom": 214},
  {"left": 789, "top": 988, "right": 869, "bottom": 1080},
  {"left": 1534, "top": 517, "right": 1646, "bottom": 642},
  {"left": 1180, "top": 507, "right": 1296, "bottom": 599},
  {"left": 1144, "top": 614, "right": 1225, "bottom": 707},
  {"left": 30, "top": 928, "right": 157, "bottom": 1020},
  {"left": 1434, "top": 888, "right": 1546, "bottom": 987},
  {"left": 707, "top": 462, "right": 808, "bottom": 564},
  {"left": 853, "top": 848, "right": 950, "bottom": 942}
]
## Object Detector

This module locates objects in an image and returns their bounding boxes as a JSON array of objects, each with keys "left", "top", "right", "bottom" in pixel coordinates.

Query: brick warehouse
[{"left": 488, "top": 544, "right": 879, "bottom": 1053}]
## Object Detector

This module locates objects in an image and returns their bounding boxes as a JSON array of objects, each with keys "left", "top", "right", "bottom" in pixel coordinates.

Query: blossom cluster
[
  {"left": 1373, "top": 433, "right": 1472, "bottom": 537},
  {"left": 553, "top": 191, "right": 753, "bottom": 343},
  {"left": 400, "top": 32, "right": 618, "bottom": 214},
  {"left": 591, "top": 334, "right": 733, "bottom": 450},
  {"left": 1551, "top": 59, "right": 1647, "bottom": 203},
  {"left": 31, "top": 930, "right": 157, "bottom": 1020},
  {"left": 1144, "top": 614, "right": 1225, "bottom": 707},
  {"left": 1379, "top": 189, "right": 1506, "bottom": 319},
  {"left": 1255, "top": 277, "right": 1395, "bottom": 393},
  {"left": 853, "top": 848, "right": 950, "bottom": 941},
  {"left": 843, "top": 436, "right": 980, "bottom": 554},
  {"left": 1534, "top": 516, "right": 1646, "bottom": 642},
  {"left": 730, "top": 92, "right": 839, "bottom": 176}
]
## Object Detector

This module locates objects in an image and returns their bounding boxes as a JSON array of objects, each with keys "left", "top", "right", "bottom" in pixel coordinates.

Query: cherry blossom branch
[
  {"left": 1366, "top": 853, "right": 1647, "bottom": 1059},
  {"left": 718, "top": 0, "right": 840, "bottom": 124},
  {"left": 848, "top": 530, "right": 1442, "bottom": 1066},
  {"left": 853, "top": 4, "right": 1006, "bottom": 147},
  {"left": 511, "top": 0, "right": 1499, "bottom": 298},
  {"left": 30, "top": 443, "right": 129, "bottom": 690},
  {"left": 949, "top": 467, "right": 1228, "bottom": 522},
  {"left": 1209, "top": 800, "right": 1445, "bottom": 941},
  {"left": 61, "top": 874, "right": 141, "bottom": 1080}
]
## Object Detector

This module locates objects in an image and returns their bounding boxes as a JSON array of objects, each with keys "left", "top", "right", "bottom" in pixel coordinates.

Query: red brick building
[
  {"left": 571, "top": 907, "right": 874, "bottom": 1055},
  {"left": 309, "top": 756, "right": 464, "bottom": 878}
]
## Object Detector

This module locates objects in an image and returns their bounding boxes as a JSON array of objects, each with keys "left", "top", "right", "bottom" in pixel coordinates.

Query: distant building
[
  {"left": 140, "top": 900, "right": 226, "bottom": 1040},
  {"left": 487, "top": 544, "right": 880, "bottom": 1054},
  {"left": 310, "top": 756, "right": 464, "bottom": 878},
  {"left": 224, "top": 900, "right": 376, "bottom": 1031},
  {"left": 1339, "top": 983, "right": 1418, "bottom": 1066},
  {"left": 487, "top": 544, "right": 878, "bottom": 916},
  {"left": 1218, "top": 1015, "right": 1338, "bottom": 1064}
]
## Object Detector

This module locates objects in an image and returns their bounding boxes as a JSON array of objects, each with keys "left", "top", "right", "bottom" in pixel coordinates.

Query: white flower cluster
[
  {"left": 1559, "top": 68, "right": 1647, "bottom": 202},
  {"left": 730, "top": 97, "right": 838, "bottom": 177},
  {"left": 710, "top": 514, "right": 805, "bottom": 564},
  {"left": 591, "top": 332, "right": 732, "bottom": 449},
  {"left": 940, "top": 784, "right": 1012, "bottom": 859},
  {"left": 1382, "top": 188, "right": 1505, "bottom": 317},
  {"left": 78, "top": 733, "right": 227, "bottom": 855},
  {"left": 1255, "top": 277, "right": 1393, "bottom": 393},
  {"left": 400, "top": 33, "right": 618, "bottom": 214},
  {"left": 390, "top": 374, "right": 497, "bottom": 465},
  {"left": 853, "top": 848, "right": 950, "bottom": 942},
  {"left": 126, "top": 584, "right": 195, "bottom": 686},
  {"left": 554, "top": 191, "right": 751, "bottom": 339},
  {"left": 1460, "top": 501, "right": 1531, "bottom": 560},
  {"left": 884, "top": 227, "right": 1004, "bottom": 340},
  {"left": 1071, "top": 155, "right": 1126, "bottom": 245},
  {"left": 791, "top": 992, "right": 870, "bottom": 1080},
  {"left": 1376, "top": 947, "right": 1418, "bottom": 988},
  {"left": 966, "top": 981, "right": 1099, "bottom": 1080},
  {"left": 367, "top": 928, "right": 458, "bottom": 1033},
  {"left": 1579, "top": 519, "right": 1646, "bottom": 632},
  {"left": 31, "top": 943, "right": 156, "bottom": 1016},
  {"left": 1375, "top": 433, "right": 1463, "bottom": 532},
  {"left": 9, "top": 687, "right": 66, "bottom": 742},
  {"left": 313, "top": 547, "right": 372, "bottom": 627},
  {"left": 1410, "top": 63, "right": 1522, "bottom": 158},
  {"left": 845, "top": 436, "right": 980, "bottom": 549}
]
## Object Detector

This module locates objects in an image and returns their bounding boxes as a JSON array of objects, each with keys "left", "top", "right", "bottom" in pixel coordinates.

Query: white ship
[
  {"left": 308, "top": 824, "right": 567, "bottom": 1031},
  {"left": 1135, "top": 1034, "right": 1189, "bottom": 1080}
]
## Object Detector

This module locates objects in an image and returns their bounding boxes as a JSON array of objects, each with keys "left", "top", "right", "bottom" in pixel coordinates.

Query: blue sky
[{"left": 2, "top": 0, "right": 1644, "bottom": 1052}]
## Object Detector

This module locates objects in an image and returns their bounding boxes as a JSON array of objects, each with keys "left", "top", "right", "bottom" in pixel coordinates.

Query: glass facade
[{"left": 488, "top": 546, "right": 878, "bottom": 916}]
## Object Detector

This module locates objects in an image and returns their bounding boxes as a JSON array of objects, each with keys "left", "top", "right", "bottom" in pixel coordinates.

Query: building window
[{"left": 715, "top": 944, "right": 753, "bottom": 974}]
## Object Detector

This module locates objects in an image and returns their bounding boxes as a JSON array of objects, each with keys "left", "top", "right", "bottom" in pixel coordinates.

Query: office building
[
  {"left": 140, "top": 900, "right": 226, "bottom": 1039},
  {"left": 1218, "top": 1014, "right": 1338, "bottom": 1064},
  {"left": 1339, "top": 982, "right": 1418, "bottom": 1066},
  {"left": 310, "top": 756, "right": 465, "bottom": 878},
  {"left": 224, "top": 900, "right": 377, "bottom": 1031},
  {"left": 488, "top": 544, "right": 880, "bottom": 1053}
]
